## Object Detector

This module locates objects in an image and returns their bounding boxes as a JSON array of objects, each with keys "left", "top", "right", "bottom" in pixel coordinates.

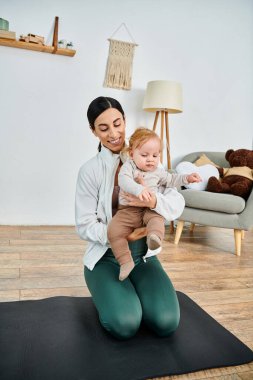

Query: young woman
[{"left": 75, "top": 96, "right": 184, "bottom": 340}]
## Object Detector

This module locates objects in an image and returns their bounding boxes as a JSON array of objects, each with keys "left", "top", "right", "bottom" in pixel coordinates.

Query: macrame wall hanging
[{"left": 104, "top": 23, "right": 138, "bottom": 91}]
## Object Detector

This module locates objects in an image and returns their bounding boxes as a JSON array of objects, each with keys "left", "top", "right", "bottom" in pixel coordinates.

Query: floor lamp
[
  {"left": 143, "top": 80, "right": 183, "bottom": 232},
  {"left": 143, "top": 80, "right": 183, "bottom": 170}
]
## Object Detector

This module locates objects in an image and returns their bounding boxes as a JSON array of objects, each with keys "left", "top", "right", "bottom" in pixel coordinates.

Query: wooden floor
[{"left": 0, "top": 225, "right": 252, "bottom": 380}]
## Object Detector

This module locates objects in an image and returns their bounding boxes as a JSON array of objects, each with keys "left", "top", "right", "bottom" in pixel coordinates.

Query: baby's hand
[
  {"left": 187, "top": 173, "right": 202, "bottom": 183},
  {"left": 138, "top": 187, "right": 153, "bottom": 201},
  {"left": 135, "top": 173, "right": 146, "bottom": 186}
]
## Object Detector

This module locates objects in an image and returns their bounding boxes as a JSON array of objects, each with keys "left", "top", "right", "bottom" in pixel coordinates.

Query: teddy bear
[{"left": 206, "top": 149, "right": 253, "bottom": 200}]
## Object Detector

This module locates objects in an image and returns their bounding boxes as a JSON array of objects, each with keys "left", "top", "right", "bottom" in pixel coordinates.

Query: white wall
[{"left": 0, "top": 0, "right": 252, "bottom": 225}]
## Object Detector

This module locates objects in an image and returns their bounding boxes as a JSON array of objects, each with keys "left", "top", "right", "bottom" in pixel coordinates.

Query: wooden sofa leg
[
  {"left": 234, "top": 229, "right": 242, "bottom": 256},
  {"left": 175, "top": 221, "right": 184, "bottom": 245},
  {"left": 190, "top": 223, "right": 195, "bottom": 232},
  {"left": 241, "top": 230, "right": 245, "bottom": 240}
]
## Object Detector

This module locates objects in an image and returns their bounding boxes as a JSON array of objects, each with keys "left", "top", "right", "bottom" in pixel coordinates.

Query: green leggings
[{"left": 84, "top": 238, "right": 180, "bottom": 340}]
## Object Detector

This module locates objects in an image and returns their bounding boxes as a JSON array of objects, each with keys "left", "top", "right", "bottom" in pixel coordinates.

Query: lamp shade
[{"left": 143, "top": 80, "right": 183, "bottom": 113}]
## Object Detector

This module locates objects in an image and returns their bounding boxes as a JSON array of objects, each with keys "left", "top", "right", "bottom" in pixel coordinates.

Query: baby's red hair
[{"left": 124, "top": 127, "right": 161, "bottom": 154}]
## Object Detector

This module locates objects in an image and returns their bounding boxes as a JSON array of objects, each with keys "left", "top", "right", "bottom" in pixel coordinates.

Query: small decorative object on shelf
[
  {"left": 58, "top": 39, "right": 65, "bottom": 48},
  {"left": 0, "top": 18, "right": 16, "bottom": 40},
  {"left": 0, "top": 18, "right": 9, "bottom": 31},
  {"left": 66, "top": 41, "right": 74, "bottom": 49},
  {"left": 0, "top": 29, "right": 16, "bottom": 40},
  {"left": 58, "top": 39, "right": 74, "bottom": 50},
  {"left": 19, "top": 33, "right": 45, "bottom": 45}
]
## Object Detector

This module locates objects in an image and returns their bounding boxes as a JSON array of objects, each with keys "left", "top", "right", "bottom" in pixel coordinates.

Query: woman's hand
[
  {"left": 127, "top": 227, "right": 147, "bottom": 241},
  {"left": 135, "top": 173, "right": 146, "bottom": 186},
  {"left": 121, "top": 190, "right": 157, "bottom": 209}
]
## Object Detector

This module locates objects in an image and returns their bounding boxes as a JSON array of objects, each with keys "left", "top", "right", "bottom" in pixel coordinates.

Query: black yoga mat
[{"left": 0, "top": 292, "right": 252, "bottom": 380}]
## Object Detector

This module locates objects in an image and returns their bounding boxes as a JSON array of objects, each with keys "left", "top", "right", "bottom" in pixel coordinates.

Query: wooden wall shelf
[{"left": 0, "top": 38, "right": 76, "bottom": 57}]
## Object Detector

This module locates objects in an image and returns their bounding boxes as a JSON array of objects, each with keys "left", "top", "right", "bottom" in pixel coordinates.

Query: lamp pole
[
  {"left": 153, "top": 110, "right": 174, "bottom": 232},
  {"left": 153, "top": 110, "right": 171, "bottom": 170}
]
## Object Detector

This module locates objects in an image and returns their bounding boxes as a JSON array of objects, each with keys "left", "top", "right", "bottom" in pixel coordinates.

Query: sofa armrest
[{"left": 239, "top": 188, "right": 253, "bottom": 230}]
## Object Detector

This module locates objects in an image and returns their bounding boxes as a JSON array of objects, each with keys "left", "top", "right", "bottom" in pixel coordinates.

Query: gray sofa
[{"left": 174, "top": 151, "right": 253, "bottom": 255}]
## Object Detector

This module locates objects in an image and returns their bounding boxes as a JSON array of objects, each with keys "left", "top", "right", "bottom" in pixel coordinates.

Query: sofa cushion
[
  {"left": 193, "top": 153, "right": 220, "bottom": 168},
  {"left": 176, "top": 162, "right": 219, "bottom": 191},
  {"left": 180, "top": 189, "right": 246, "bottom": 214}
]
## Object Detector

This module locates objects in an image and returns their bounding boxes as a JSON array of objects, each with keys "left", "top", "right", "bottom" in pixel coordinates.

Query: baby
[{"left": 107, "top": 128, "right": 201, "bottom": 280}]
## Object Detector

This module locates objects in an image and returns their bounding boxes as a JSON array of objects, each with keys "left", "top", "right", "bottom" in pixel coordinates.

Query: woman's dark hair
[{"left": 87, "top": 96, "right": 125, "bottom": 152}]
